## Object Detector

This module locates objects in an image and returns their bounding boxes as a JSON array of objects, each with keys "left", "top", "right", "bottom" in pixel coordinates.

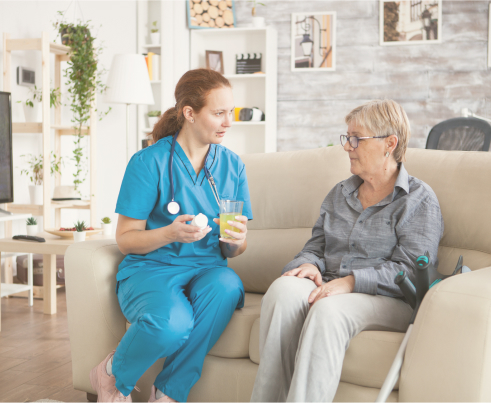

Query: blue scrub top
[{"left": 115, "top": 135, "right": 253, "bottom": 281}]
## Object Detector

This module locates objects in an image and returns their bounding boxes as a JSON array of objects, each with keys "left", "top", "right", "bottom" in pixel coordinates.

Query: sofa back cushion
[{"left": 232, "top": 146, "right": 491, "bottom": 293}]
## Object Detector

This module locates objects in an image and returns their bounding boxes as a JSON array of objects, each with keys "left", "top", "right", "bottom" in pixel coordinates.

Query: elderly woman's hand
[
  {"left": 282, "top": 263, "right": 323, "bottom": 287},
  {"left": 308, "top": 275, "right": 355, "bottom": 307}
]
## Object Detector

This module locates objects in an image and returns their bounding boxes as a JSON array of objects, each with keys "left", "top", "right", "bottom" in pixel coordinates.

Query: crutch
[{"left": 375, "top": 253, "right": 470, "bottom": 402}]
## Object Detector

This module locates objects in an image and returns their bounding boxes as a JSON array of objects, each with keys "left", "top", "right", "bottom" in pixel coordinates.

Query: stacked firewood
[{"left": 189, "top": 0, "right": 235, "bottom": 28}]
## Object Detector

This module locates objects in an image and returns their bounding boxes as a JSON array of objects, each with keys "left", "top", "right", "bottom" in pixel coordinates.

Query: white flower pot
[
  {"left": 29, "top": 185, "right": 43, "bottom": 205},
  {"left": 102, "top": 222, "right": 112, "bottom": 236},
  {"left": 73, "top": 231, "right": 86, "bottom": 242},
  {"left": 23, "top": 102, "right": 42, "bottom": 122},
  {"left": 26, "top": 225, "right": 38, "bottom": 236},
  {"left": 147, "top": 116, "right": 159, "bottom": 128},
  {"left": 252, "top": 17, "right": 265, "bottom": 27},
  {"left": 150, "top": 32, "right": 160, "bottom": 45}
]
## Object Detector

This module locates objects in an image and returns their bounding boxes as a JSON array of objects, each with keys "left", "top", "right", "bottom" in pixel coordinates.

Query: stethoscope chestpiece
[{"left": 167, "top": 200, "right": 180, "bottom": 215}]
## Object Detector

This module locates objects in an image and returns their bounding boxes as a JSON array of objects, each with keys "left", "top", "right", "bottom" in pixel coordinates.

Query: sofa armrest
[
  {"left": 400, "top": 266, "right": 491, "bottom": 402},
  {"left": 65, "top": 239, "right": 126, "bottom": 393}
]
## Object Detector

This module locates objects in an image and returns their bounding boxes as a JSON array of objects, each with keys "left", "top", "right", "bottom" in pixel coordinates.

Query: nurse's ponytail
[{"left": 152, "top": 69, "right": 231, "bottom": 143}]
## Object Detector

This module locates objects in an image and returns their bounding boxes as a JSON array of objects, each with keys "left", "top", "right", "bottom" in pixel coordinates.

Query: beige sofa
[{"left": 65, "top": 145, "right": 491, "bottom": 402}]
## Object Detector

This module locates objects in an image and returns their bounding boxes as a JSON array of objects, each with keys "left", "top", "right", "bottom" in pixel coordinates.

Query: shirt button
[
  {"left": 342, "top": 265, "right": 347, "bottom": 269},
  {"left": 351, "top": 243, "right": 355, "bottom": 247},
  {"left": 386, "top": 221, "right": 391, "bottom": 225},
  {"left": 359, "top": 220, "right": 363, "bottom": 224}
]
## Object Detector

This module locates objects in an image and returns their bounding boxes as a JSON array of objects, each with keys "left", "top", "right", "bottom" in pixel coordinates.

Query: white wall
[{"left": 0, "top": 0, "right": 138, "bottom": 236}]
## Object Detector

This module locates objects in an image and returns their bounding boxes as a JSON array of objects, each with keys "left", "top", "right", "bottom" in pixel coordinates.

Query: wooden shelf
[
  {"left": 1, "top": 283, "right": 32, "bottom": 298},
  {"left": 12, "top": 122, "right": 89, "bottom": 135},
  {"left": 142, "top": 44, "right": 161, "bottom": 48},
  {"left": 8, "top": 202, "right": 91, "bottom": 216},
  {"left": 6, "top": 38, "right": 70, "bottom": 55}
]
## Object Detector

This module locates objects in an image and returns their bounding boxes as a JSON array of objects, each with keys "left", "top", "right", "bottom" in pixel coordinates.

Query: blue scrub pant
[{"left": 112, "top": 264, "right": 244, "bottom": 402}]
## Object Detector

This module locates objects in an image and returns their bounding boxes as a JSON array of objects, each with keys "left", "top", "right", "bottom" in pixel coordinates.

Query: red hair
[{"left": 152, "top": 69, "right": 231, "bottom": 142}]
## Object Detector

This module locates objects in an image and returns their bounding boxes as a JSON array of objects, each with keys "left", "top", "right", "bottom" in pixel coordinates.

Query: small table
[{"left": 0, "top": 232, "right": 112, "bottom": 332}]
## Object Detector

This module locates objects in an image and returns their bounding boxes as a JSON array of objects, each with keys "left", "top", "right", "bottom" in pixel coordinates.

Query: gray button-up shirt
[{"left": 282, "top": 163, "right": 444, "bottom": 298}]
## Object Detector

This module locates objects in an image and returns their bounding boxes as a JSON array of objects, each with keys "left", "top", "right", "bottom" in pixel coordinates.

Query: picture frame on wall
[
  {"left": 291, "top": 12, "right": 336, "bottom": 72},
  {"left": 187, "top": 0, "right": 236, "bottom": 29},
  {"left": 380, "top": 0, "right": 442, "bottom": 46},
  {"left": 206, "top": 50, "right": 224, "bottom": 74}
]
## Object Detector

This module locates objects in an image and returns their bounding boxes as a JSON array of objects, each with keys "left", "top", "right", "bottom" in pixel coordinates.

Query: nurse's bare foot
[
  {"left": 149, "top": 385, "right": 177, "bottom": 402},
  {"left": 90, "top": 350, "right": 138, "bottom": 402}
]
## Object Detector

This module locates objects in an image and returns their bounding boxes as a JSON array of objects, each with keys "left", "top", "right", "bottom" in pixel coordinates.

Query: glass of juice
[{"left": 219, "top": 200, "right": 244, "bottom": 239}]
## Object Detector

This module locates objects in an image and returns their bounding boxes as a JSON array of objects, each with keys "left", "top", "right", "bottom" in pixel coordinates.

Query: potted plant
[
  {"left": 147, "top": 110, "right": 161, "bottom": 128},
  {"left": 26, "top": 217, "right": 38, "bottom": 236},
  {"left": 73, "top": 220, "right": 87, "bottom": 242},
  {"left": 101, "top": 216, "right": 112, "bottom": 236},
  {"left": 19, "top": 85, "right": 62, "bottom": 123},
  {"left": 150, "top": 21, "right": 159, "bottom": 45},
  {"left": 249, "top": 0, "right": 266, "bottom": 27},
  {"left": 20, "top": 152, "right": 63, "bottom": 205},
  {"left": 53, "top": 11, "right": 110, "bottom": 194}
]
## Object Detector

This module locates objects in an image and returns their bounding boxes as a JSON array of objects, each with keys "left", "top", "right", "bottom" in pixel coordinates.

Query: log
[
  {"left": 218, "top": 9, "right": 223, "bottom": 16},
  {"left": 208, "top": 5, "right": 218, "bottom": 18},
  {"left": 200, "top": 22, "right": 210, "bottom": 27},
  {"left": 202, "top": 12, "right": 211, "bottom": 22},
  {"left": 223, "top": 9, "right": 234, "bottom": 25},
  {"left": 194, "top": 3, "right": 203, "bottom": 14},
  {"left": 226, "top": 0, "right": 232, "bottom": 7},
  {"left": 195, "top": 14, "right": 203, "bottom": 24},
  {"left": 202, "top": 1, "right": 210, "bottom": 11},
  {"left": 209, "top": 0, "right": 218, "bottom": 5},
  {"left": 191, "top": 18, "right": 199, "bottom": 26},
  {"left": 215, "top": 16, "right": 224, "bottom": 27},
  {"left": 190, "top": 9, "right": 196, "bottom": 17},
  {"left": 218, "top": 1, "right": 227, "bottom": 11},
  {"left": 209, "top": 19, "right": 216, "bottom": 27}
]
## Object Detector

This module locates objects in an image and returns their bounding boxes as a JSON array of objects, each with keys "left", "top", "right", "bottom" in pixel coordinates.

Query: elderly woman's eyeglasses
[{"left": 340, "top": 134, "right": 389, "bottom": 149}]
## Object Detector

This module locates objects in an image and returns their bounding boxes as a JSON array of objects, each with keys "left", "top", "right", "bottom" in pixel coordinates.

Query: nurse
[{"left": 90, "top": 69, "right": 253, "bottom": 403}]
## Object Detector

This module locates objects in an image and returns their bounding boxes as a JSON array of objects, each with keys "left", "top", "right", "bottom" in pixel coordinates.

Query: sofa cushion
[
  {"left": 125, "top": 292, "right": 262, "bottom": 359},
  {"left": 249, "top": 326, "right": 404, "bottom": 390}
]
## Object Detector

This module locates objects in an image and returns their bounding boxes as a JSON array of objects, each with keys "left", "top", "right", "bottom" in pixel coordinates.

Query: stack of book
[
  {"left": 144, "top": 52, "right": 161, "bottom": 81},
  {"left": 236, "top": 53, "right": 262, "bottom": 74}
]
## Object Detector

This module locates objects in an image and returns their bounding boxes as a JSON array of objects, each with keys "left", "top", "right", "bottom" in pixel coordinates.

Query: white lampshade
[{"left": 104, "top": 54, "right": 154, "bottom": 105}]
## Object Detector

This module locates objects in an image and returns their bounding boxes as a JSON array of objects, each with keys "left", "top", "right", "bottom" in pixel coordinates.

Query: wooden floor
[{"left": 0, "top": 289, "right": 88, "bottom": 402}]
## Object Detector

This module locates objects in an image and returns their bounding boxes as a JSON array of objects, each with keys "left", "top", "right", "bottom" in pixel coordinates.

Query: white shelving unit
[
  {"left": 137, "top": 1, "right": 190, "bottom": 151},
  {"left": 190, "top": 27, "right": 278, "bottom": 154}
]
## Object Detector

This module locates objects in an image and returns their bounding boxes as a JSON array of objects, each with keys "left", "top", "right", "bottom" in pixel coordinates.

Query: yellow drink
[{"left": 220, "top": 213, "right": 240, "bottom": 239}]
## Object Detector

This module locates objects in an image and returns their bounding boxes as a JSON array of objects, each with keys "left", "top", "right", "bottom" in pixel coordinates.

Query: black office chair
[{"left": 425, "top": 117, "right": 491, "bottom": 151}]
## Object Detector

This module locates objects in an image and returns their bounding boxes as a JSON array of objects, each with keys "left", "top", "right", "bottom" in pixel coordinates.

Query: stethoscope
[{"left": 167, "top": 131, "right": 221, "bottom": 215}]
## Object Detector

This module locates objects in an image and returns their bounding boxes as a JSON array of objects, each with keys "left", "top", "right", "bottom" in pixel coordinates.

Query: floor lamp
[{"left": 104, "top": 54, "right": 154, "bottom": 162}]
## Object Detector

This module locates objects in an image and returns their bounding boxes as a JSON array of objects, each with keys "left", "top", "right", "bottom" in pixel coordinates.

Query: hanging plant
[{"left": 52, "top": 11, "right": 110, "bottom": 194}]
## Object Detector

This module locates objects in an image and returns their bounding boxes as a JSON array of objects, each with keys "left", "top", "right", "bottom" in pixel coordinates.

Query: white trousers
[{"left": 250, "top": 276, "right": 413, "bottom": 402}]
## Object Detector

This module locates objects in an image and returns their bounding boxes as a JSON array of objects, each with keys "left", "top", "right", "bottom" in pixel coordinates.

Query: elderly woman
[{"left": 250, "top": 99, "right": 444, "bottom": 402}]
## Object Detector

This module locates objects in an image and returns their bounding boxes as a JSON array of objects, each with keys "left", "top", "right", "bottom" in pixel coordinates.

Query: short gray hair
[{"left": 345, "top": 99, "right": 411, "bottom": 163}]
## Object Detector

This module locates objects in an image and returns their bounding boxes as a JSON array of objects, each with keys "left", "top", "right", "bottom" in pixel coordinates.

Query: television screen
[{"left": 0, "top": 91, "right": 13, "bottom": 204}]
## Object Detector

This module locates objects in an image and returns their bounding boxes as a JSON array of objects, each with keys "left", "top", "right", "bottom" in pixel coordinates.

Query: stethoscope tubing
[{"left": 168, "top": 131, "right": 220, "bottom": 214}]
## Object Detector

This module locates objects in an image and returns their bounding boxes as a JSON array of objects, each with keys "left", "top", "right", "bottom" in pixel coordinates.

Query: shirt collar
[{"left": 342, "top": 162, "right": 410, "bottom": 202}]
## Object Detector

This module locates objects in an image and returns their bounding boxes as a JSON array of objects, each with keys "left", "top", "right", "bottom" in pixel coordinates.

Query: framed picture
[
  {"left": 206, "top": 50, "right": 224, "bottom": 74},
  {"left": 380, "top": 0, "right": 442, "bottom": 46},
  {"left": 187, "top": 0, "right": 236, "bottom": 29},
  {"left": 291, "top": 12, "right": 336, "bottom": 72}
]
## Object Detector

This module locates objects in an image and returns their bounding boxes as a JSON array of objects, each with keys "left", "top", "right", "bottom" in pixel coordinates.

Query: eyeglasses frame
[{"left": 340, "top": 134, "right": 390, "bottom": 149}]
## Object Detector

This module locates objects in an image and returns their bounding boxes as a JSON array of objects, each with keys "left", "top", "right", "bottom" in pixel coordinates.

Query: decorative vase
[
  {"left": 102, "top": 223, "right": 112, "bottom": 236},
  {"left": 150, "top": 32, "right": 160, "bottom": 45},
  {"left": 252, "top": 17, "right": 265, "bottom": 27},
  {"left": 73, "top": 231, "right": 86, "bottom": 242},
  {"left": 29, "top": 185, "right": 43, "bottom": 205},
  {"left": 23, "top": 102, "right": 42, "bottom": 122},
  {"left": 147, "top": 116, "right": 159, "bottom": 128},
  {"left": 26, "top": 225, "right": 38, "bottom": 236}
]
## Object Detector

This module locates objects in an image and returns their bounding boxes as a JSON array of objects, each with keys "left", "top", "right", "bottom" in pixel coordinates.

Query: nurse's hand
[
  {"left": 169, "top": 215, "right": 212, "bottom": 243},
  {"left": 213, "top": 215, "right": 248, "bottom": 246}
]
